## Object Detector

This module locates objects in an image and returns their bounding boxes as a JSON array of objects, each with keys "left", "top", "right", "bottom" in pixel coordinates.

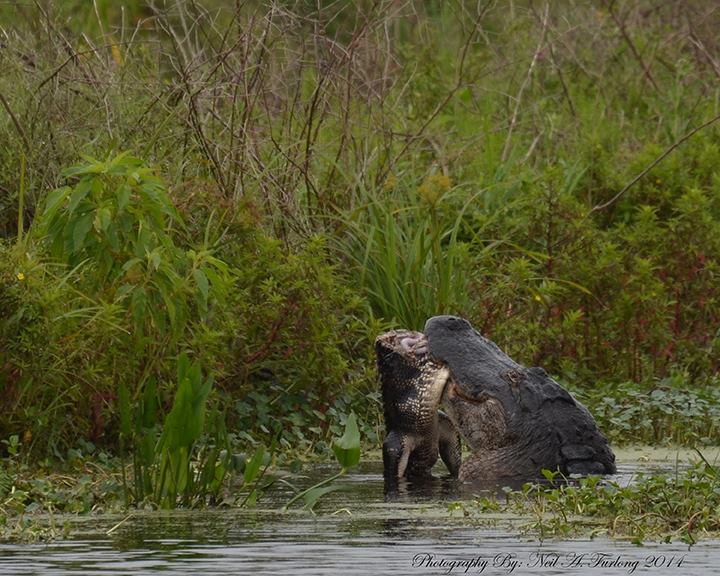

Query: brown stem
[
  {"left": 587, "top": 111, "right": 720, "bottom": 216},
  {"left": 603, "top": 0, "right": 658, "bottom": 91}
]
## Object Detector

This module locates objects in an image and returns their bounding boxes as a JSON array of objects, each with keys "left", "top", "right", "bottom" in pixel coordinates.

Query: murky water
[{"left": 1, "top": 447, "right": 718, "bottom": 575}]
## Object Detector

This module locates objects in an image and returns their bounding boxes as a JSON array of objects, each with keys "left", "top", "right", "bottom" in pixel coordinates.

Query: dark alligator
[
  {"left": 375, "top": 329, "right": 462, "bottom": 487},
  {"left": 424, "top": 315, "right": 616, "bottom": 483}
]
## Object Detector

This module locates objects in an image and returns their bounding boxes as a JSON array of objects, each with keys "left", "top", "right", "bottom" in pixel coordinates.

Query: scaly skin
[
  {"left": 375, "top": 330, "right": 461, "bottom": 488},
  {"left": 425, "top": 315, "right": 616, "bottom": 483}
]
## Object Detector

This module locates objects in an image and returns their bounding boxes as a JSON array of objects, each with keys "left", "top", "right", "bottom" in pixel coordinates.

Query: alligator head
[{"left": 424, "top": 315, "right": 616, "bottom": 482}]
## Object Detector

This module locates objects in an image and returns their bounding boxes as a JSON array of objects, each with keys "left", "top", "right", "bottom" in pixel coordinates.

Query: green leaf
[
  {"left": 67, "top": 178, "right": 93, "bottom": 214},
  {"left": 42, "top": 186, "right": 71, "bottom": 217},
  {"left": 332, "top": 413, "right": 361, "bottom": 469},
  {"left": 105, "top": 222, "right": 120, "bottom": 251},
  {"left": 117, "top": 182, "right": 132, "bottom": 211},
  {"left": 95, "top": 206, "right": 112, "bottom": 232},
  {"left": 149, "top": 251, "right": 161, "bottom": 271},
  {"left": 131, "top": 287, "right": 147, "bottom": 328},
  {"left": 115, "top": 284, "right": 134, "bottom": 300},
  {"left": 243, "top": 445, "right": 265, "bottom": 484},
  {"left": 193, "top": 268, "right": 209, "bottom": 303},
  {"left": 140, "top": 376, "right": 158, "bottom": 429},
  {"left": 72, "top": 212, "right": 94, "bottom": 251},
  {"left": 121, "top": 257, "right": 143, "bottom": 273},
  {"left": 62, "top": 157, "right": 104, "bottom": 177},
  {"left": 245, "top": 489, "right": 258, "bottom": 507},
  {"left": 541, "top": 468, "right": 557, "bottom": 482},
  {"left": 303, "top": 485, "right": 343, "bottom": 511}
]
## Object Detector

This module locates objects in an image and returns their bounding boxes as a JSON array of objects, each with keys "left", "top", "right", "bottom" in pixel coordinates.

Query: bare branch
[
  {"left": 587, "top": 112, "right": 720, "bottom": 216},
  {"left": 501, "top": 3, "right": 549, "bottom": 164}
]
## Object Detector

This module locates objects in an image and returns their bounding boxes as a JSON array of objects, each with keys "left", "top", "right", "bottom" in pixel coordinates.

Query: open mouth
[
  {"left": 376, "top": 330, "right": 428, "bottom": 358},
  {"left": 396, "top": 331, "right": 428, "bottom": 356}
]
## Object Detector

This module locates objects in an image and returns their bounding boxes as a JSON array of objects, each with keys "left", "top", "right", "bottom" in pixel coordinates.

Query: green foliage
[
  {"left": 36, "top": 152, "right": 229, "bottom": 344},
  {"left": 337, "top": 174, "right": 474, "bottom": 329},
  {"left": 0, "top": 242, "right": 85, "bottom": 452},
  {"left": 217, "top": 233, "right": 367, "bottom": 398},
  {"left": 462, "top": 457, "right": 720, "bottom": 544},
  {"left": 284, "top": 412, "right": 362, "bottom": 512},
  {"left": 231, "top": 382, "right": 382, "bottom": 459},
  {"left": 1, "top": 0, "right": 720, "bottom": 468},
  {"left": 331, "top": 412, "right": 361, "bottom": 469},
  {"left": 571, "top": 376, "right": 720, "bottom": 446},
  {"left": 0, "top": 447, "right": 127, "bottom": 541},
  {"left": 0, "top": 153, "right": 238, "bottom": 454},
  {"left": 119, "top": 354, "right": 237, "bottom": 509},
  {"left": 463, "top": 156, "right": 720, "bottom": 383},
  {"left": 155, "top": 356, "right": 214, "bottom": 501}
]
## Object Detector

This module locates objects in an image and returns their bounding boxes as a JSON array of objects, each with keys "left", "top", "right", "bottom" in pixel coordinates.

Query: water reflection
[{"left": 0, "top": 450, "right": 718, "bottom": 575}]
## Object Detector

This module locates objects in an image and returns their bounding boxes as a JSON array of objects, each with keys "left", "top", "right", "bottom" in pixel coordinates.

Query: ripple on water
[{"left": 0, "top": 451, "right": 718, "bottom": 576}]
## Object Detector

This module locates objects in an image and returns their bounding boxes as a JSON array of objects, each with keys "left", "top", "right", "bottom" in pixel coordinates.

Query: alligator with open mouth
[{"left": 376, "top": 316, "right": 616, "bottom": 485}]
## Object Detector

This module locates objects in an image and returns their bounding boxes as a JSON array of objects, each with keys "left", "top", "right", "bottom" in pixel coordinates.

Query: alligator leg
[
  {"left": 383, "top": 430, "right": 412, "bottom": 484},
  {"left": 438, "top": 411, "right": 461, "bottom": 477}
]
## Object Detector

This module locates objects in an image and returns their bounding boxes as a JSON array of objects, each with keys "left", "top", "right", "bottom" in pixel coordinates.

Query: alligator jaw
[
  {"left": 375, "top": 329, "right": 428, "bottom": 363},
  {"left": 444, "top": 378, "right": 486, "bottom": 404}
]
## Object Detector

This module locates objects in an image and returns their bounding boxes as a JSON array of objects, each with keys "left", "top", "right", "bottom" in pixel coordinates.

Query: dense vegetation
[
  {"left": 457, "top": 455, "right": 720, "bottom": 544},
  {"left": 1, "top": 0, "right": 720, "bottom": 507}
]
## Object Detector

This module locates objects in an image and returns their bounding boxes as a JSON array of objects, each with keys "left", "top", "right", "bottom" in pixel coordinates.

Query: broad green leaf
[
  {"left": 95, "top": 206, "right": 112, "bottom": 232},
  {"left": 541, "top": 469, "right": 557, "bottom": 482},
  {"left": 72, "top": 212, "right": 94, "bottom": 251},
  {"left": 121, "top": 257, "right": 143, "bottom": 273},
  {"left": 42, "top": 186, "right": 71, "bottom": 217},
  {"left": 244, "top": 445, "right": 265, "bottom": 484},
  {"left": 332, "top": 413, "right": 361, "bottom": 469},
  {"left": 62, "top": 158, "right": 104, "bottom": 177},
  {"left": 149, "top": 251, "right": 161, "bottom": 271},
  {"left": 117, "top": 182, "right": 132, "bottom": 211},
  {"left": 105, "top": 222, "right": 120, "bottom": 251},
  {"left": 67, "top": 178, "right": 92, "bottom": 214},
  {"left": 141, "top": 376, "right": 158, "bottom": 429},
  {"left": 303, "top": 485, "right": 343, "bottom": 511}
]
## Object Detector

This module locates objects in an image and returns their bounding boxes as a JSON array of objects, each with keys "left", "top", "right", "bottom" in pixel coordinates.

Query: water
[{"left": 1, "top": 447, "right": 718, "bottom": 575}]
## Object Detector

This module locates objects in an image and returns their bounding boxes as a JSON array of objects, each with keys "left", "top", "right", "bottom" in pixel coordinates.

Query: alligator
[
  {"left": 375, "top": 329, "right": 462, "bottom": 487},
  {"left": 424, "top": 315, "right": 616, "bottom": 482}
]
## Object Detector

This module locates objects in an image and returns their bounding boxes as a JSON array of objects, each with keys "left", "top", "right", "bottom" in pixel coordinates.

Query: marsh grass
[
  {"left": 118, "top": 354, "right": 248, "bottom": 508},
  {"left": 336, "top": 174, "right": 479, "bottom": 329}
]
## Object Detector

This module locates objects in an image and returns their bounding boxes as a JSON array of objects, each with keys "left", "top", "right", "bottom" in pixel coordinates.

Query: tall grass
[{"left": 337, "top": 174, "right": 480, "bottom": 329}]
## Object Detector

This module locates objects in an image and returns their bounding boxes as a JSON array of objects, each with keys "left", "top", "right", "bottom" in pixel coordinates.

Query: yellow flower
[
  {"left": 383, "top": 174, "right": 397, "bottom": 192},
  {"left": 534, "top": 294, "right": 542, "bottom": 302},
  {"left": 16, "top": 272, "right": 25, "bottom": 281},
  {"left": 418, "top": 173, "right": 452, "bottom": 206}
]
